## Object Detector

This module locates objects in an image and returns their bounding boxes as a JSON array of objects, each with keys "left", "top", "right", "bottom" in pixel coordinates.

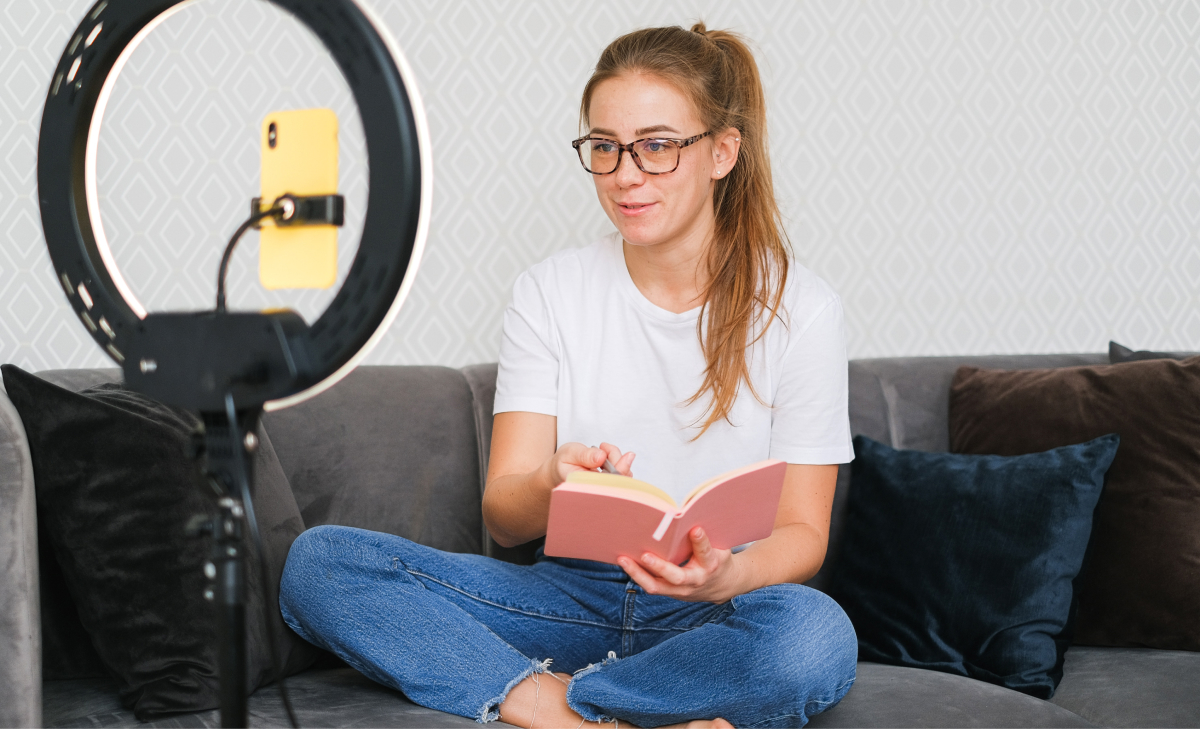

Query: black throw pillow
[
  {"left": 827, "top": 434, "right": 1119, "bottom": 699},
  {"left": 2, "top": 365, "right": 319, "bottom": 720},
  {"left": 1108, "top": 340, "right": 1196, "bottom": 364}
]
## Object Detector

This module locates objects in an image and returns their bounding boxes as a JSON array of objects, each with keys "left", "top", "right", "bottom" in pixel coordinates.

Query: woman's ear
[{"left": 711, "top": 127, "right": 741, "bottom": 180}]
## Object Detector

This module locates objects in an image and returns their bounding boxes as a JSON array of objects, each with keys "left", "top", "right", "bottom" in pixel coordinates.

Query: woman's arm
[
  {"left": 617, "top": 463, "right": 839, "bottom": 602},
  {"left": 732, "top": 462, "right": 839, "bottom": 587},
  {"left": 483, "top": 411, "right": 635, "bottom": 548}
]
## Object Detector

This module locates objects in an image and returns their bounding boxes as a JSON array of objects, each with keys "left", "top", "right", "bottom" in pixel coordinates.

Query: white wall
[{"left": 2, "top": 0, "right": 1198, "bottom": 372}]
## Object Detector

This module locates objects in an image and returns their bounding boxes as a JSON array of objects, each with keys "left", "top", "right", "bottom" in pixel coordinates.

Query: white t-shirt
[{"left": 494, "top": 232, "right": 853, "bottom": 505}]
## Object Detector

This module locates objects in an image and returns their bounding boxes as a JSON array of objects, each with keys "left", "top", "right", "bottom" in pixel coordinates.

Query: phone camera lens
[{"left": 268, "top": 122, "right": 277, "bottom": 149}]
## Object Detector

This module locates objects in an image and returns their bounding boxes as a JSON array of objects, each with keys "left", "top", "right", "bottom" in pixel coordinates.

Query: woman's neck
[{"left": 622, "top": 220, "right": 713, "bottom": 315}]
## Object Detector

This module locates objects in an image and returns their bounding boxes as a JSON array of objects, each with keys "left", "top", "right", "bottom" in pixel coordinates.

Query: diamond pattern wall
[{"left": 3, "top": 0, "right": 1199, "bottom": 373}]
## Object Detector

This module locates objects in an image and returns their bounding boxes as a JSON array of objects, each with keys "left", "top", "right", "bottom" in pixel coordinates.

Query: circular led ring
[{"left": 37, "top": 0, "right": 432, "bottom": 411}]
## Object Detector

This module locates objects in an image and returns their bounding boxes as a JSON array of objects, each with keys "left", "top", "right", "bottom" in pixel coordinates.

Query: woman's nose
[{"left": 613, "top": 150, "right": 644, "bottom": 186}]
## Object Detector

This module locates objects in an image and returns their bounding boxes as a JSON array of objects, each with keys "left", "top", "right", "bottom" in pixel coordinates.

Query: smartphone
[{"left": 259, "top": 108, "right": 339, "bottom": 290}]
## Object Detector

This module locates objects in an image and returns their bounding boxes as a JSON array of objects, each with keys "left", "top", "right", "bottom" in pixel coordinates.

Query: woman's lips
[{"left": 616, "top": 201, "right": 656, "bottom": 216}]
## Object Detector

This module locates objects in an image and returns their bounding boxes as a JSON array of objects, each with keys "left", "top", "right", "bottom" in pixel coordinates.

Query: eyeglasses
[{"left": 571, "top": 131, "right": 712, "bottom": 175}]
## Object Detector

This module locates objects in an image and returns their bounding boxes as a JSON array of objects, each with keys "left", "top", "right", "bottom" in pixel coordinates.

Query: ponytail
[{"left": 580, "top": 23, "right": 789, "bottom": 437}]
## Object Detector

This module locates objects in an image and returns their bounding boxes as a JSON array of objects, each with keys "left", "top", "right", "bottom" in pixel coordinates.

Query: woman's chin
[{"left": 614, "top": 222, "right": 665, "bottom": 248}]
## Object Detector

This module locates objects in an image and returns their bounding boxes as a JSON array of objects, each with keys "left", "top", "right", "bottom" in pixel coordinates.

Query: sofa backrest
[
  {"left": 846, "top": 354, "right": 1107, "bottom": 452},
  {"left": 261, "top": 365, "right": 486, "bottom": 557}
]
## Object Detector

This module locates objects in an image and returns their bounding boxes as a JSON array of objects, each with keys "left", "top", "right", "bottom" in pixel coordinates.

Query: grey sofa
[{"left": 2, "top": 355, "right": 1197, "bottom": 728}]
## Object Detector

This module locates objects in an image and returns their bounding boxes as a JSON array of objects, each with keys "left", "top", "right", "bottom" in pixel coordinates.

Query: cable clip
[{"left": 250, "top": 193, "right": 344, "bottom": 228}]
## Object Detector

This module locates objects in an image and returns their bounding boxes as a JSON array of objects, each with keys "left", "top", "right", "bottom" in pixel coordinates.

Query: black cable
[
  {"left": 224, "top": 393, "right": 301, "bottom": 729},
  {"left": 216, "top": 205, "right": 283, "bottom": 312}
]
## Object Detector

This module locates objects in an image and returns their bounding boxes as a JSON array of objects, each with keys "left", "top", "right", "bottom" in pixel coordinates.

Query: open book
[{"left": 544, "top": 460, "right": 786, "bottom": 565}]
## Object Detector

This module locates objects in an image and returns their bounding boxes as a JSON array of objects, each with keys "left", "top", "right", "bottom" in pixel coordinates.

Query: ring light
[
  {"left": 36, "top": 2, "right": 431, "bottom": 725},
  {"left": 38, "top": 0, "right": 432, "bottom": 413}
]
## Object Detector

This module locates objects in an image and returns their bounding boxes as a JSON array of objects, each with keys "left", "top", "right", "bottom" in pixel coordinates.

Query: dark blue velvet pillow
[{"left": 828, "top": 434, "right": 1119, "bottom": 699}]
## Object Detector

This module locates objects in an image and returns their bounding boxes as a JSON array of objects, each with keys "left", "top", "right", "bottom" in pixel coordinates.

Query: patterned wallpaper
[{"left": 2, "top": 0, "right": 1198, "bottom": 373}]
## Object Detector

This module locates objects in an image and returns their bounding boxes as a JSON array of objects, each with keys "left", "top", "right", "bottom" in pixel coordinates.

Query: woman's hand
[
  {"left": 539, "top": 441, "right": 635, "bottom": 491},
  {"left": 617, "top": 527, "right": 746, "bottom": 604},
  {"left": 484, "top": 412, "right": 638, "bottom": 548}
]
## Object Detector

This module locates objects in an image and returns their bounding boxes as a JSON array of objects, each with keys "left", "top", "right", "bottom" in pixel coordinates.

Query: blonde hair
[{"left": 581, "top": 23, "right": 790, "bottom": 437}]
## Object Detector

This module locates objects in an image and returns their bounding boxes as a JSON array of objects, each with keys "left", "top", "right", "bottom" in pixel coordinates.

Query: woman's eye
[
  {"left": 593, "top": 141, "right": 618, "bottom": 154},
  {"left": 643, "top": 141, "right": 667, "bottom": 153}
]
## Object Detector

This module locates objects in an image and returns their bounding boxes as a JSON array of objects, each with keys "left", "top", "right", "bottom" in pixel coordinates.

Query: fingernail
[
  {"left": 643, "top": 553, "right": 655, "bottom": 563},
  {"left": 695, "top": 528, "right": 704, "bottom": 538}
]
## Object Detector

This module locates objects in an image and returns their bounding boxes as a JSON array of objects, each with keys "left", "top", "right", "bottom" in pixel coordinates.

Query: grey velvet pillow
[{"left": 2, "top": 366, "right": 318, "bottom": 720}]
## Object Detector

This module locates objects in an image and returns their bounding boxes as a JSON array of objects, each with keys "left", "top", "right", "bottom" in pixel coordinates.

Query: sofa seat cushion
[
  {"left": 1051, "top": 646, "right": 1200, "bottom": 728},
  {"left": 808, "top": 663, "right": 1094, "bottom": 728},
  {"left": 43, "top": 663, "right": 1097, "bottom": 728},
  {"left": 43, "top": 668, "right": 479, "bottom": 728}
]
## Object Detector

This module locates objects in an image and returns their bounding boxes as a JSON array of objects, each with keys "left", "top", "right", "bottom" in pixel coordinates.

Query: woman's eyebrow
[
  {"left": 588, "top": 125, "right": 681, "bottom": 137},
  {"left": 635, "top": 124, "right": 680, "bottom": 135}
]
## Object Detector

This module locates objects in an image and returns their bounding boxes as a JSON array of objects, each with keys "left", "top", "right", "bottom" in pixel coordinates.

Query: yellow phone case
[{"left": 259, "top": 108, "right": 339, "bottom": 290}]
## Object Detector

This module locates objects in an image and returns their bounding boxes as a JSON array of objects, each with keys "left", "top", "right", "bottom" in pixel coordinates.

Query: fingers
[
  {"left": 689, "top": 527, "right": 716, "bottom": 567},
  {"left": 617, "top": 555, "right": 660, "bottom": 593},
  {"left": 550, "top": 443, "right": 606, "bottom": 486},
  {"left": 598, "top": 442, "right": 636, "bottom": 476},
  {"left": 565, "top": 443, "right": 607, "bottom": 469},
  {"left": 598, "top": 442, "right": 622, "bottom": 461},
  {"left": 633, "top": 551, "right": 689, "bottom": 587}
]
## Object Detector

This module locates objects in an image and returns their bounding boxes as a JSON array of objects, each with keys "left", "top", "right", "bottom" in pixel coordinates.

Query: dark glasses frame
[{"left": 571, "top": 131, "right": 712, "bottom": 175}]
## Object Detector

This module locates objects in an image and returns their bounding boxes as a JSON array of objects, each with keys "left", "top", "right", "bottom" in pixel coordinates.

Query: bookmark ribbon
[{"left": 651, "top": 511, "right": 675, "bottom": 541}]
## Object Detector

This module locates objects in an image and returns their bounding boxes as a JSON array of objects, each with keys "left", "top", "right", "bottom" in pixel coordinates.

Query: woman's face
[{"left": 586, "top": 73, "right": 729, "bottom": 252}]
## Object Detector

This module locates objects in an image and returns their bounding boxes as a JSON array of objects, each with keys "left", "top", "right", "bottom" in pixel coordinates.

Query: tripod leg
[
  {"left": 215, "top": 500, "right": 248, "bottom": 728},
  {"left": 198, "top": 406, "right": 261, "bottom": 729}
]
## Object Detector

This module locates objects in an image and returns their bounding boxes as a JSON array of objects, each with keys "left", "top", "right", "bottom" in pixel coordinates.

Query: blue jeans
[{"left": 280, "top": 525, "right": 857, "bottom": 728}]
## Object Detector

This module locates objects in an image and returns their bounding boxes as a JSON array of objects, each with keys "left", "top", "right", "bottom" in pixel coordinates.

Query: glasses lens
[
  {"left": 580, "top": 138, "right": 620, "bottom": 173},
  {"left": 633, "top": 139, "right": 680, "bottom": 174}
]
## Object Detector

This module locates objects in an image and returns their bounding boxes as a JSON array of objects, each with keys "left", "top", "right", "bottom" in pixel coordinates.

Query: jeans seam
[
  {"left": 621, "top": 589, "right": 636, "bottom": 657},
  {"left": 406, "top": 568, "right": 622, "bottom": 630}
]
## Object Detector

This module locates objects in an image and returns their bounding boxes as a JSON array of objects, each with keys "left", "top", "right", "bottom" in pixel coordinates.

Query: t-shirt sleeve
[
  {"left": 769, "top": 295, "right": 854, "bottom": 465},
  {"left": 494, "top": 270, "right": 559, "bottom": 416}
]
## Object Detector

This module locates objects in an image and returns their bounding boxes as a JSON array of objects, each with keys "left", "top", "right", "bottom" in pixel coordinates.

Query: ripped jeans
[{"left": 279, "top": 525, "right": 857, "bottom": 728}]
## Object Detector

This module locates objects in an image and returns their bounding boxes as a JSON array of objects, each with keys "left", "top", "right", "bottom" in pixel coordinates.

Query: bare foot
[
  {"left": 498, "top": 671, "right": 613, "bottom": 728},
  {"left": 497, "top": 670, "right": 733, "bottom": 729}
]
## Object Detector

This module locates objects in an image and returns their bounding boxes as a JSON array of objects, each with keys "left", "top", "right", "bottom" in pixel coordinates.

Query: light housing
[{"left": 37, "top": 0, "right": 432, "bottom": 412}]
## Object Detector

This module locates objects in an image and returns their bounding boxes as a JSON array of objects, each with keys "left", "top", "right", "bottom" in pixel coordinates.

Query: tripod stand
[{"left": 187, "top": 398, "right": 263, "bottom": 728}]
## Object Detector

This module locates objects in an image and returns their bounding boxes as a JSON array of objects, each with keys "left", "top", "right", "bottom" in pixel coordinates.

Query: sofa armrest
[{"left": 0, "top": 386, "right": 42, "bottom": 728}]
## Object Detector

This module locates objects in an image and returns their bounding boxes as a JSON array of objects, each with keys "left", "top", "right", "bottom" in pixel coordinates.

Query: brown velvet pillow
[{"left": 948, "top": 357, "right": 1200, "bottom": 651}]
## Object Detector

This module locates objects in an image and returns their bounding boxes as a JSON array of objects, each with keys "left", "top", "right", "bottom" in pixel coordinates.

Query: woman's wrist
[{"left": 722, "top": 551, "right": 762, "bottom": 601}]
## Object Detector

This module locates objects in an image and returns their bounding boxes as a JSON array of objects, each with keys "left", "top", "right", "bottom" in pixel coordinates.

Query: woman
[{"left": 281, "top": 23, "right": 857, "bottom": 728}]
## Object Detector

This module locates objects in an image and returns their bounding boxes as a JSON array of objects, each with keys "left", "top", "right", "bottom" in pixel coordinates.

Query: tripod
[{"left": 187, "top": 398, "right": 263, "bottom": 728}]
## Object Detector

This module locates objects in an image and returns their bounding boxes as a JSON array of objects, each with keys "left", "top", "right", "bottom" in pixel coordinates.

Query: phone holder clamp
[{"left": 250, "top": 193, "right": 345, "bottom": 228}]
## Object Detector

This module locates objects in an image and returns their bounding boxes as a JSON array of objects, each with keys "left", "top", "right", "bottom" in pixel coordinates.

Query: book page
[
  {"left": 681, "top": 460, "right": 785, "bottom": 506},
  {"left": 565, "top": 471, "right": 677, "bottom": 507},
  {"left": 675, "top": 460, "right": 787, "bottom": 552}
]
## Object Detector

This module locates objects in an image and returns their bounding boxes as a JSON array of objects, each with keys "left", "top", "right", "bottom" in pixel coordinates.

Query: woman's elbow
[{"left": 481, "top": 492, "right": 520, "bottom": 548}]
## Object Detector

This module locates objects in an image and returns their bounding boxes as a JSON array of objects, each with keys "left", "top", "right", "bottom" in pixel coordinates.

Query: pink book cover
[{"left": 543, "top": 460, "right": 786, "bottom": 565}]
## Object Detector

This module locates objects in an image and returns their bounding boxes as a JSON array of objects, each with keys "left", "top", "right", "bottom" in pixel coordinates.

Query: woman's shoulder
[{"left": 779, "top": 259, "right": 843, "bottom": 328}]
